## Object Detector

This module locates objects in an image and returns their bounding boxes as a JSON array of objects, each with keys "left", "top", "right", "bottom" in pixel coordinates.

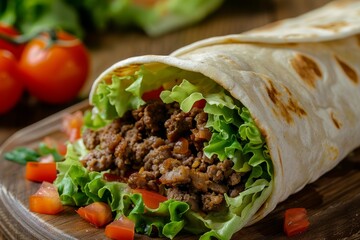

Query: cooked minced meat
[{"left": 81, "top": 101, "right": 246, "bottom": 213}]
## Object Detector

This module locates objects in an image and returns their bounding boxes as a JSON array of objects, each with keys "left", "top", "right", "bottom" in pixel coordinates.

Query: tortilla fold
[{"left": 88, "top": 0, "right": 360, "bottom": 237}]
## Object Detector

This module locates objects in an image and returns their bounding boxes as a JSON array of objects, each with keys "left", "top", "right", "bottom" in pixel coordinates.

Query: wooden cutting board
[{"left": 2, "top": 0, "right": 359, "bottom": 239}]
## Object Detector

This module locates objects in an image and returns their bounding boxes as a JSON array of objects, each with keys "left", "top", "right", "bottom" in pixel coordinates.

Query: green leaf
[
  {"left": 4, "top": 147, "right": 40, "bottom": 165},
  {"left": 38, "top": 142, "right": 64, "bottom": 162},
  {"left": 56, "top": 65, "right": 274, "bottom": 240}
]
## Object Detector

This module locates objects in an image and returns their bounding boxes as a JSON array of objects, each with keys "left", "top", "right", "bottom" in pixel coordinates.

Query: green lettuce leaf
[
  {"left": 56, "top": 65, "right": 273, "bottom": 240},
  {"left": 90, "top": 66, "right": 206, "bottom": 122},
  {"left": 158, "top": 75, "right": 273, "bottom": 239}
]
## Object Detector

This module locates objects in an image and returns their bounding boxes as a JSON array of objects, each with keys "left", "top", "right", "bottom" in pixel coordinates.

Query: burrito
[{"left": 54, "top": 0, "right": 360, "bottom": 239}]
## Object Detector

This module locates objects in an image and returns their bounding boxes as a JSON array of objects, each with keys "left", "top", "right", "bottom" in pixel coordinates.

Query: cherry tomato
[
  {"left": 29, "top": 182, "right": 64, "bottom": 215},
  {"left": 284, "top": 208, "right": 310, "bottom": 237},
  {"left": 25, "top": 162, "right": 57, "bottom": 183},
  {"left": 0, "top": 23, "right": 23, "bottom": 59},
  {"left": 0, "top": 50, "right": 24, "bottom": 114},
  {"left": 132, "top": 188, "right": 167, "bottom": 209},
  {"left": 105, "top": 216, "right": 135, "bottom": 240},
  {"left": 76, "top": 202, "right": 113, "bottom": 228},
  {"left": 19, "top": 31, "right": 90, "bottom": 104}
]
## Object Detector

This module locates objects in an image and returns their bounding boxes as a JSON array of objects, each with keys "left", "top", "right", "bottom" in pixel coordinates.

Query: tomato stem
[
  {"left": 44, "top": 29, "right": 59, "bottom": 49},
  {"left": 0, "top": 29, "right": 59, "bottom": 46}
]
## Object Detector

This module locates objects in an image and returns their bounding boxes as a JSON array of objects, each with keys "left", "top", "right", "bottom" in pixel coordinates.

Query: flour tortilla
[{"left": 90, "top": 0, "right": 360, "bottom": 228}]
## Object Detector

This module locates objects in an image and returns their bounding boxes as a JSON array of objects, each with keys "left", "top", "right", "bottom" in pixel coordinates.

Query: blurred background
[{"left": 0, "top": 0, "right": 333, "bottom": 144}]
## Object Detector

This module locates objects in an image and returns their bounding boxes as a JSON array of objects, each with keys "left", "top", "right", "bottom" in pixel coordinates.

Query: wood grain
[{"left": 3, "top": 0, "right": 358, "bottom": 239}]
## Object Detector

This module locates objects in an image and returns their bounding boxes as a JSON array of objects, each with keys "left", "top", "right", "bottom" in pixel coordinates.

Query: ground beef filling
[{"left": 81, "top": 101, "right": 246, "bottom": 213}]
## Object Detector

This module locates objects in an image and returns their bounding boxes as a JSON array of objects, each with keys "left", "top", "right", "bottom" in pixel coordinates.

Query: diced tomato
[
  {"left": 105, "top": 216, "right": 135, "bottom": 240},
  {"left": 192, "top": 99, "right": 206, "bottom": 109},
  {"left": 29, "top": 182, "right": 63, "bottom": 215},
  {"left": 38, "top": 154, "right": 55, "bottom": 163},
  {"left": 68, "top": 128, "right": 81, "bottom": 143},
  {"left": 57, "top": 142, "right": 67, "bottom": 156},
  {"left": 141, "top": 86, "right": 164, "bottom": 101},
  {"left": 76, "top": 202, "right": 113, "bottom": 228},
  {"left": 284, "top": 208, "right": 310, "bottom": 237},
  {"left": 25, "top": 162, "right": 57, "bottom": 183},
  {"left": 43, "top": 136, "right": 67, "bottom": 156},
  {"left": 132, "top": 188, "right": 167, "bottom": 209},
  {"left": 62, "top": 111, "right": 83, "bottom": 142}
]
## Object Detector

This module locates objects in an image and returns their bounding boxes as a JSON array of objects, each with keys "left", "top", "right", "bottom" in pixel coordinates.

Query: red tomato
[
  {"left": 0, "top": 23, "right": 23, "bottom": 59},
  {"left": 25, "top": 162, "right": 57, "bottom": 183},
  {"left": 62, "top": 111, "right": 83, "bottom": 142},
  {"left": 29, "top": 181, "right": 63, "bottom": 215},
  {"left": 142, "top": 86, "right": 164, "bottom": 101},
  {"left": 19, "top": 31, "right": 90, "bottom": 104},
  {"left": 192, "top": 99, "right": 206, "bottom": 109},
  {"left": 105, "top": 216, "right": 135, "bottom": 240},
  {"left": 57, "top": 142, "right": 67, "bottom": 156},
  {"left": 284, "top": 208, "right": 310, "bottom": 237},
  {"left": 0, "top": 50, "right": 24, "bottom": 114},
  {"left": 76, "top": 202, "right": 113, "bottom": 228},
  {"left": 38, "top": 155, "right": 55, "bottom": 163},
  {"left": 132, "top": 188, "right": 167, "bottom": 209}
]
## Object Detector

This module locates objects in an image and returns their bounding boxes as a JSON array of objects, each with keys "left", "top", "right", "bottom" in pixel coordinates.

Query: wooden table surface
[{"left": 3, "top": 0, "right": 359, "bottom": 239}]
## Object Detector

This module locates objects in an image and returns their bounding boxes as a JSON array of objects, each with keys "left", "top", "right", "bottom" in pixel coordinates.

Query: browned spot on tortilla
[
  {"left": 357, "top": 35, "right": 360, "bottom": 46},
  {"left": 266, "top": 80, "right": 281, "bottom": 104},
  {"left": 277, "top": 147, "right": 284, "bottom": 177},
  {"left": 328, "top": 146, "right": 339, "bottom": 161},
  {"left": 216, "top": 54, "right": 240, "bottom": 68},
  {"left": 252, "top": 117, "right": 268, "bottom": 141},
  {"left": 333, "top": 0, "right": 357, "bottom": 7},
  {"left": 287, "top": 98, "right": 307, "bottom": 116},
  {"left": 222, "top": 38, "right": 242, "bottom": 44},
  {"left": 330, "top": 111, "right": 342, "bottom": 129},
  {"left": 284, "top": 86, "right": 293, "bottom": 96},
  {"left": 265, "top": 77, "right": 307, "bottom": 124},
  {"left": 335, "top": 56, "right": 358, "bottom": 83},
  {"left": 291, "top": 54, "right": 322, "bottom": 88},
  {"left": 313, "top": 21, "right": 348, "bottom": 32},
  {"left": 284, "top": 33, "right": 317, "bottom": 39}
]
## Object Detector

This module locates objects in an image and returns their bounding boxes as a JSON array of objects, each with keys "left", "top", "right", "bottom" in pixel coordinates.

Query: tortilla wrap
[{"left": 84, "top": 0, "right": 360, "bottom": 238}]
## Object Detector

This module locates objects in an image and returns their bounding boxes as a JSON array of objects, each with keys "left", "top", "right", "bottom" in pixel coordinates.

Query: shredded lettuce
[
  {"left": 90, "top": 66, "right": 207, "bottom": 124},
  {"left": 57, "top": 65, "right": 273, "bottom": 239},
  {"left": 55, "top": 140, "right": 206, "bottom": 238}
]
